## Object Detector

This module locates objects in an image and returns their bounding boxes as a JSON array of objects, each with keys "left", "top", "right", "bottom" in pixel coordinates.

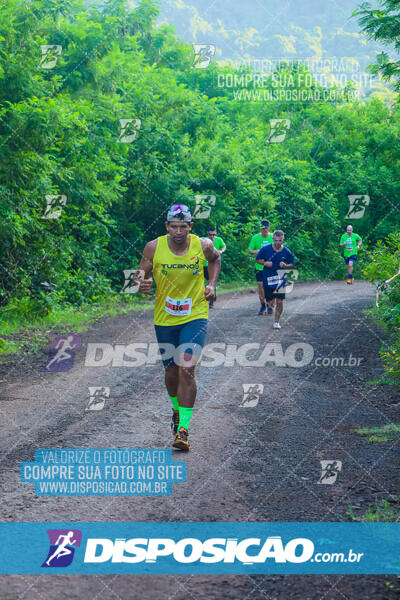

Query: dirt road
[{"left": 0, "top": 281, "right": 398, "bottom": 598}]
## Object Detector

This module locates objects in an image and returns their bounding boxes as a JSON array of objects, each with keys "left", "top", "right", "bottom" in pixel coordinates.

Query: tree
[{"left": 353, "top": 0, "right": 400, "bottom": 90}]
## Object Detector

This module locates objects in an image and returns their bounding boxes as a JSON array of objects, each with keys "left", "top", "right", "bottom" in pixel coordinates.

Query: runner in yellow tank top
[
  {"left": 153, "top": 233, "right": 209, "bottom": 326},
  {"left": 134, "top": 204, "right": 221, "bottom": 451}
]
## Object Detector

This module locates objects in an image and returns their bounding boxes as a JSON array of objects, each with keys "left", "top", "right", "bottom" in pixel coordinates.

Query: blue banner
[
  {"left": 0, "top": 522, "right": 399, "bottom": 574},
  {"left": 20, "top": 449, "right": 186, "bottom": 496}
]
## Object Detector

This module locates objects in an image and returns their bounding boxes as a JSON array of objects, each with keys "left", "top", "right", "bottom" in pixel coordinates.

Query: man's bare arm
[
  {"left": 135, "top": 239, "right": 157, "bottom": 293},
  {"left": 201, "top": 238, "right": 221, "bottom": 300}
]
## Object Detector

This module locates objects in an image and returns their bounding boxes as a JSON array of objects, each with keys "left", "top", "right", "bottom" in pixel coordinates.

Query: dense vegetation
[
  {"left": 158, "top": 0, "right": 376, "bottom": 59},
  {"left": 355, "top": 0, "right": 400, "bottom": 388},
  {"left": 0, "top": 0, "right": 399, "bottom": 379},
  {"left": 158, "top": 0, "right": 391, "bottom": 99},
  {"left": 364, "top": 233, "right": 400, "bottom": 387}
]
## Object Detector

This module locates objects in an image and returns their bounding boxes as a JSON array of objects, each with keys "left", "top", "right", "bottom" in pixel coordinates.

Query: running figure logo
[
  {"left": 240, "top": 384, "right": 264, "bottom": 408},
  {"left": 118, "top": 118, "right": 141, "bottom": 143},
  {"left": 193, "top": 195, "right": 216, "bottom": 219},
  {"left": 346, "top": 195, "right": 370, "bottom": 219},
  {"left": 42, "top": 529, "right": 82, "bottom": 568},
  {"left": 317, "top": 460, "right": 342, "bottom": 484},
  {"left": 44, "top": 334, "right": 82, "bottom": 372},
  {"left": 86, "top": 386, "right": 110, "bottom": 411},
  {"left": 267, "top": 119, "right": 291, "bottom": 144},
  {"left": 192, "top": 44, "right": 216, "bottom": 69},
  {"left": 277, "top": 269, "right": 299, "bottom": 294},
  {"left": 38, "top": 45, "right": 62, "bottom": 69},
  {"left": 121, "top": 269, "right": 144, "bottom": 294},
  {"left": 43, "top": 194, "right": 67, "bottom": 219}
]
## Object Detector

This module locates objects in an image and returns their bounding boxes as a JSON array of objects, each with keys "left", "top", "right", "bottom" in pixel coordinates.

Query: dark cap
[{"left": 260, "top": 219, "right": 270, "bottom": 228}]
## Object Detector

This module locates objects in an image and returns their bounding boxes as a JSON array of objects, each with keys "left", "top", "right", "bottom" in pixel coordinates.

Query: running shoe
[
  {"left": 171, "top": 410, "right": 179, "bottom": 436},
  {"left": 258, "top": 305, "right": 267, "bottom": 315},
  {"left": 347, "top": 277, "right": 353, "bottom": 285},
  {"left": 273, "top": 322, "right": 281, "bottom": 329},
  {"left": 267, "top": 306, "right": 273, "bottom": 315},
  {"left": 173, "top": 427, "right": 190, "bottom": 451}
]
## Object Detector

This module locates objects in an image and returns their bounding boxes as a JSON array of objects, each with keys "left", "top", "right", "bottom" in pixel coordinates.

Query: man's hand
[
  {"left": 279, "top": 261, "right": 288, "bottom": 268},
  {"left": 205, "top": 284, "right": 216, "bottom": 301},
  {"left": 265, "top": 260, "right": 273, "bottom": 267},
  {"left": 138, "top": 278, "right": 153, "bottom": 294}
]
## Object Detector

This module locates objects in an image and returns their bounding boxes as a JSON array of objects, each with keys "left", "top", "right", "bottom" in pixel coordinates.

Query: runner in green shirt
[
  {"left": 339, "top": 224, "right": 362, "bottom": 285},
  {"left": 248, "top": 219, "right": 274, "bottom": 314},
  {"left": 204, "top": 226, "right": 226, "bottom": 307}
]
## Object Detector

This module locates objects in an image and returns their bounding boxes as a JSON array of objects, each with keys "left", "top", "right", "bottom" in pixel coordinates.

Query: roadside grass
[
  {"left": 347, "top": 500, "right": 400, "bottom": 592},
  {"left": 0, "top": 294, "right": 153, "bottom": 358},
  {"left": 363, "top": 303, "right": 400, "bottom": 390},
  {"left": 217, "top": 280, "right": 253, "bottom": 294},
  {"left": 0, "top": 281, "right": 251, "bottom": 358},
  {"left": 347, "top": 499, "right": 400, "bottom": 522},
  {"left": 354, "top": 423, "right": 400, "bottom": 442}
]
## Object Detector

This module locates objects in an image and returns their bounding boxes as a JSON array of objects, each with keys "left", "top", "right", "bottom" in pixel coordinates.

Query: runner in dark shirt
[{"left": 256, "top": 230, "right": 295, "bottom": 329}]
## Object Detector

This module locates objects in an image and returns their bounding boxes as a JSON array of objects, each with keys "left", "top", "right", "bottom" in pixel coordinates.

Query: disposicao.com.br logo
[
  {"left": 85, "top": 342, "right": 314, "bottom": 368},
  {"left": 1, "top": 522, "right": 394, "bottom": 574},
  {"left": 42, "top": 529, "right": 82, "bottom": 567},
  {"left": 83, "top": 536, "right": 363, "bottom": 566}
]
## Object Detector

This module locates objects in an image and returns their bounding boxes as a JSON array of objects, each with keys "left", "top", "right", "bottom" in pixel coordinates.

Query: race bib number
[
  {"left": 345, "top": 238, "right": 353, "bottom": 250},
  {"left": 267, "top": 275, "right": 280, "bottom": 286},
  {"left": 165, "top": 296, "right": 192, "bottom": 316}
]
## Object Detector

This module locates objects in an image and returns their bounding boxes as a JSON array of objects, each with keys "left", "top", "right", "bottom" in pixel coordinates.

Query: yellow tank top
[{"left": 153, "top": 234, "right": 209, "bottom": 326}]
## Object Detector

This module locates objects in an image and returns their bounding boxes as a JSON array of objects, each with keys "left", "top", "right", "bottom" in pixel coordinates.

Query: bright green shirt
[
  {"left": 249, "top": 232, "right": 274, "bottom": 270},
  {"left": 204, "top": 236, "right": 225, "bottom": 267},
  {"left": 340, "top": 233, "right": 362, "bottom": 257}
]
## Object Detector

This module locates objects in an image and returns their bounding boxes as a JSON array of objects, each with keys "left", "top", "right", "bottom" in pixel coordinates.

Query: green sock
[
  {"left": 178, "top": 406, "right": 193, "bottom": 431},
  {"left": 169, "top": 395, "right": 179, "bottom": 411}
]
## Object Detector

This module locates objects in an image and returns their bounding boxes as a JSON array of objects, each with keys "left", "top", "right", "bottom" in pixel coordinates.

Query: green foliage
[
  {"left": 348, "top": 498, "right": 400, "bottom": 521},
  {"left": 354, "top": 423, "right": 400, "bottom": 442},
  {"left": 363, "top": 233, "right": 400, "bottom": 386},
  {"left": 0, "top": 0, "right": 400, "bottom": 329},
  {"left": 354, "top": 0, "right": 400, "bottom": 90},
  {"left": 161, "top": 0, "right": 384, "bottom": 75}
]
